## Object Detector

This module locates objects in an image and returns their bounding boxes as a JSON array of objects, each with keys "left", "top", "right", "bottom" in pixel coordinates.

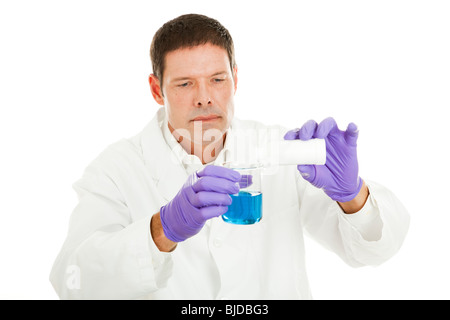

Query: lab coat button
[{"left": 213, "top": 238, "right": 222, "bottom": 248}]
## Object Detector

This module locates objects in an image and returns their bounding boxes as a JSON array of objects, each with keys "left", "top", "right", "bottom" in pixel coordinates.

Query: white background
[{"left": 1, "top": 0, "right": 449, "bottom": 299}]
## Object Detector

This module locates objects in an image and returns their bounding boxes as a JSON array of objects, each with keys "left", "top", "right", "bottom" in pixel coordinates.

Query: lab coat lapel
[{"left": 140, "top": 108, "right": 188, "bottom": 202}]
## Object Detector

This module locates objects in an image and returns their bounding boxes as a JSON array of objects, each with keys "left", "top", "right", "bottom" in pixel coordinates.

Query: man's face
[{"left": 150, "top": 43, "right": 237, "bottom": 145}]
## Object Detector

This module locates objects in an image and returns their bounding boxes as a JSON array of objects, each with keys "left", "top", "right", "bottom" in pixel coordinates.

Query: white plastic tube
[
  {"left": 277, "top": 139, "right": 326, "bottom": 165},
  {"left": 224, "top": 137, "right": 326, "bottom": 168}
]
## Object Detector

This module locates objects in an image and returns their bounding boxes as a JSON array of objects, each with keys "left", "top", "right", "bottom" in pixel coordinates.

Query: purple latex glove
[
  {"left": 160, "top": 165, "right": 241, "bottom": 242},
  {"left": 284, "top": 117, "right": 363, "bottom": 202}
]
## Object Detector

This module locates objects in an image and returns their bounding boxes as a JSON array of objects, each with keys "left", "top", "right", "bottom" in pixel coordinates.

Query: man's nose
[{"left": 195, "top": 83, "right": 213, "bottom": 107}]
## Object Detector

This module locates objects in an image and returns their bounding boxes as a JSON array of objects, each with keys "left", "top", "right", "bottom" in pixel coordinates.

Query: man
[{"left": 50, "top": 14, "right": 410, "bottom": 299}]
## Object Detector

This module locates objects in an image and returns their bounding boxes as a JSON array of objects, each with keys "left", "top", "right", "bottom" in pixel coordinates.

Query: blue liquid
[{"left": 222, "top": 191, "right": 262, "bottom": 225}]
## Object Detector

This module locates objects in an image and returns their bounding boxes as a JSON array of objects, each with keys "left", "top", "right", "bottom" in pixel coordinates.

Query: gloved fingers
[
  {"left": 297, "top": 165, "right": 317, "bottom": 183},
  {"left": 197, "top": 165, "right": 241, "bottom": 182},
  {"left": 190, "top": 191, "right": 232, "bottom": 207},
  {"left": 283, "top": 128, "right": 300, "bottom": 140},
  {"left": 299, "top": 120, "right": 318, "bottom": 141},
  {"left": 314, "top": 117, "right": 339, "bottom": 139},
  {"left": 192, "top": 176, "right": 240, "bottom": 194},
  {"left": 199, "top": 205, "right": 229, "bottom": 220},
  {"left": 344, "top": 122, "right": 359, "bottom": 146}
]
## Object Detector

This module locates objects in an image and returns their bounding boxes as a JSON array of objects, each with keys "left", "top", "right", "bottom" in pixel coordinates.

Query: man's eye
[
  {"left": 213, "top": 78, "right": 225, "bottom": 83},
  {"left": 178, "top": 82, "right": 189, "bottom": 87}
]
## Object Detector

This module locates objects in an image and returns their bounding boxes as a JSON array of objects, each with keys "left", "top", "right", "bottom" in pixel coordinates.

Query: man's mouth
[{"left": 192, "top": 115, "right": 221, "bottom": 122}]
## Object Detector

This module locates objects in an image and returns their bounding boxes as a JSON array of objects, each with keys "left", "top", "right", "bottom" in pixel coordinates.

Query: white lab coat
[{"left": 49, "top": 107, "right": 410, "bottom": 299}]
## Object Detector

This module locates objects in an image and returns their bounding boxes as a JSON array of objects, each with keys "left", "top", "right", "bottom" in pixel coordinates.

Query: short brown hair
[{"left": 150, "top": 14, "right": 236, "bottom": 85}]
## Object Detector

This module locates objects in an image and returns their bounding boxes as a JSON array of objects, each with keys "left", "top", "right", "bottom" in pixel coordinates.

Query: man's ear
[
  {"left": 149, "top": 74, "right": 164, "bottom": 105},
  {"left": 232, "top": 65, "right": 238, "bottom": 94}
]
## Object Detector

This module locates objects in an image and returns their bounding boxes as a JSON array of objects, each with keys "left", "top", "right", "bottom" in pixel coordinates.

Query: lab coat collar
[
  {"left": 160, "top": 111, "right": 205, "bottom": 174},
  {"left": 140, "top": 108, "right": 188, "bottom": 202}
]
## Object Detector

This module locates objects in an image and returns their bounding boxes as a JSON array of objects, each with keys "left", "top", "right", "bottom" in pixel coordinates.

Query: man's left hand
[{"left": 284, "top": 117, "right": 363, "bottom": 203}]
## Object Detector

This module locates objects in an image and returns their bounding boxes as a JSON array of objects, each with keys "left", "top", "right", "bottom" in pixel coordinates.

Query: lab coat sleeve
[
  {"left": 49, "top": 156, "right": 173, "bottom": 299},
  {"left": 298, "top": 175, "right": 410, "bottom": 267}
]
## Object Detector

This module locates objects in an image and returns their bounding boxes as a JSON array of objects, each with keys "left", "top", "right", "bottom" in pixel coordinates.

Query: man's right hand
[{"left": 159, "top": 165, "right": 241, "bottom": 244}]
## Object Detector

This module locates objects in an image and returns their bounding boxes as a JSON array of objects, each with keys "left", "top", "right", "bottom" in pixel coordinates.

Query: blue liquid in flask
[{"left": 222, "top": 191, "right": 262, "bottom": 225}]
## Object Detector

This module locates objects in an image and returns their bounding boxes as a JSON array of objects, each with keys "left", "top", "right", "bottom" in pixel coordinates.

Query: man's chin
[
  {"left": 191, "top": 119, "right": 226, "bottom": 132},
  {"left": 187, "top": 122, "right": 226, "bottom": 144}
]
